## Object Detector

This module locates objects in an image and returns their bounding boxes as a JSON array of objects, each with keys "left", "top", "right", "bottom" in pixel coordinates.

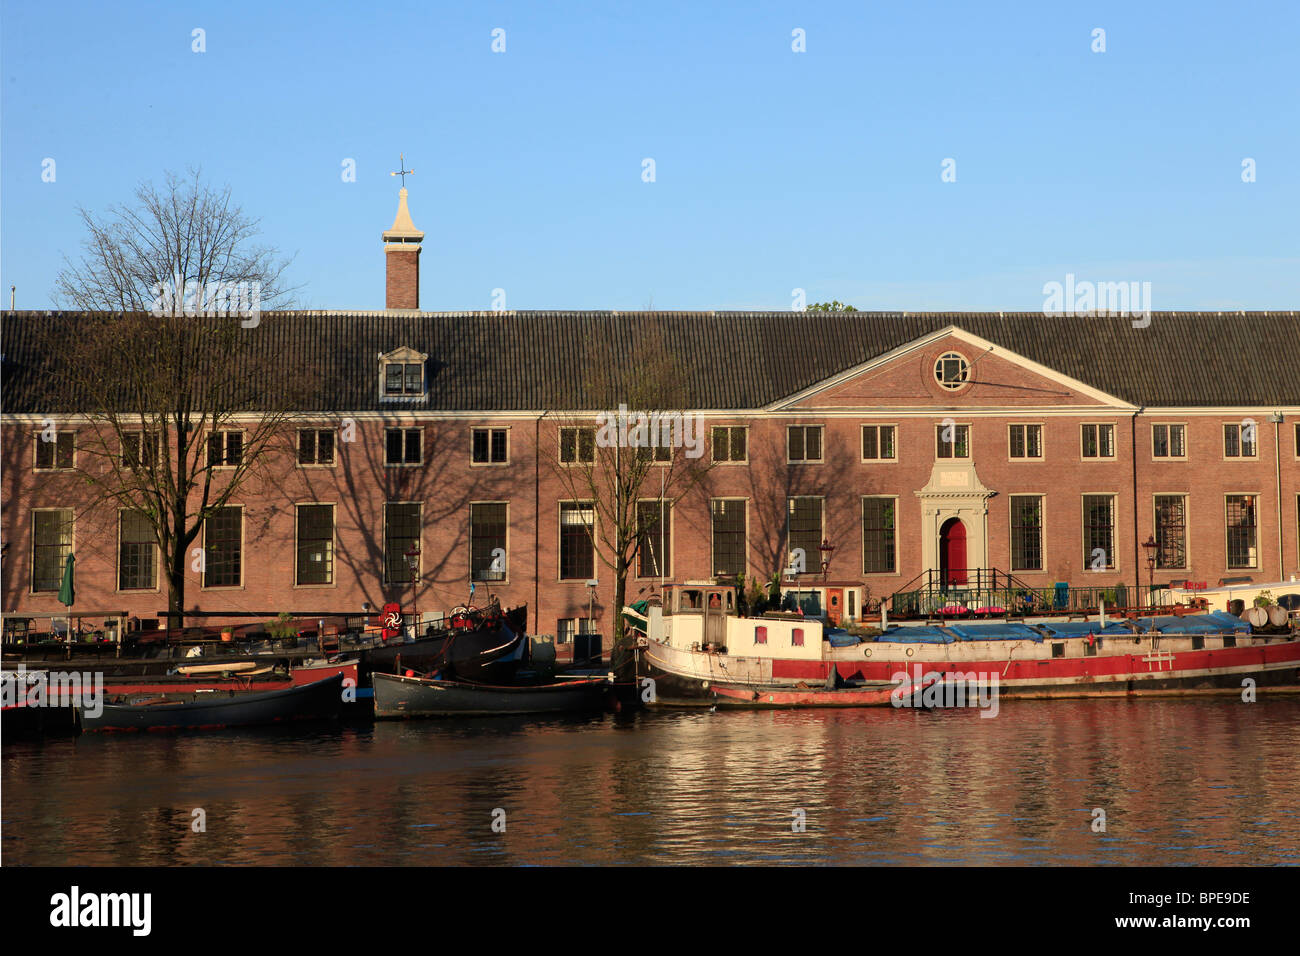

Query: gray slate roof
[{"left": 2, "top": 310, "right": 1298, "bottom": 413}]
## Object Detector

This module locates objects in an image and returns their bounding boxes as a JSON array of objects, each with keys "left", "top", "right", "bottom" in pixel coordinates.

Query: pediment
[
  {"left": 772, "top": 327, "right": 1135, "bottom": 412},
  {"left": 379, "top": 345, "right": 428, "bottom": 364}
]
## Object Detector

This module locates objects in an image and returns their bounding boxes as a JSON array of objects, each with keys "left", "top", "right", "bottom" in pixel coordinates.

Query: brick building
[{"left": 3, "top": 193, "right": 1298, "bottom": 648}]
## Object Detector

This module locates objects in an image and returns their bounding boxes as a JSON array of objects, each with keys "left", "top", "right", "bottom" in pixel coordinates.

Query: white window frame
[
  {"left": 1007, "top": 423, "right": 1044, "bottom": 461},
  {"left": 297, "top": 428, "right": 337, "bottom": 467},
  {"left": 384, "top": 426, "right": 424, "bottom": 467},
  {"left": 786, "top": 425, "right": 824, "bottom": 464},
  {"left": 294, "top": 502, "right": 336, "bottom": 588},
  {"left": 711, "top": 425, "right": 749, "bottom": 465},
  {"left": 33, "top": 431, "right": 76, "bottom": 471},
  {"left": 1080, "top": 423, "right": 1117, "bottom": 460},
  {"left": 117, "top": 507, "right": 160, "bottom": 593},
  {"left": 470, "top": 427, "right": 511, "bottom": 466},
  {"left": 201, "top": 504, "right": 245, "bottom": 590},
  {"left": 860, "top": 423, "right": 898, "bottom": 463},
  {"left": 1151, "top": 423, "right": 1188, "bottom": 461}
]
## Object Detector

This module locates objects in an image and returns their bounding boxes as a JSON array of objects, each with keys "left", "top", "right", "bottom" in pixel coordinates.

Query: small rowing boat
[
  {"left": 708, "top": 673, "right": 939, "bottom": 709},
  {"left": 373, "top": 672, "right": 612, "bottom": 718}
]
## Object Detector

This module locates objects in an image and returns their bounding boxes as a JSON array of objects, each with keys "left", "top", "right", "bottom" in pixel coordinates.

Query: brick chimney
[{"left": 383, "top": 187, "right": 423, "bottom": 310}]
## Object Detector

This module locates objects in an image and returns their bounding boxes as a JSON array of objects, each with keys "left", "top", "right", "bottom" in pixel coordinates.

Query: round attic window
[{"left": 934, "top": 352, "right": 970, "bottom": 390}]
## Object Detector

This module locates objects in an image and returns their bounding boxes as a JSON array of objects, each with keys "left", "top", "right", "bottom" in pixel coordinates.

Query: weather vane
[{"left": 390, "top": 153, "right": 414, "bottom": 188}]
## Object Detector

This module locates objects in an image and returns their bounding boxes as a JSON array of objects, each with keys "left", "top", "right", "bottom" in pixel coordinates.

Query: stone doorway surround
[{"left": 915, "top": 459, "right": 995, "bottom": 575}]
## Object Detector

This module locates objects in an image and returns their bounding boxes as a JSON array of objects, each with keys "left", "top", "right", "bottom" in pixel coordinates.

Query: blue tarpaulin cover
[
  {"left": 876, "top": 612, "right": 1248, "bottom": 645},
  {"left": 1134, "top": 611, "right": 1251, "bottom": 635},
  {"left": 877, "top": 625, "right": 955, "bottom": 644},
  {"left": 826, "top": 629, "right": 861, "bottom": 647},
  {"left": 1036, "top": 621, "right": 1134, "bottom": 639},
  {"left": 946, "top": 622, "right": 1045, "bottom": 643}
]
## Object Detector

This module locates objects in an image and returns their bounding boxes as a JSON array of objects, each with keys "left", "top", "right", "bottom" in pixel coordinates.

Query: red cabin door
[
  {"left": 940, "top": 518, "right": 967, "bottom": 586},
  {"left": 827, "top": 588, "right": 844, "bottom": 626}
]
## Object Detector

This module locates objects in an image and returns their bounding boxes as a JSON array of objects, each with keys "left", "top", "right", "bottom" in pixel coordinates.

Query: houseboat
[{"left": 632, "top": 581, "right": 1300, "bottom": 706}]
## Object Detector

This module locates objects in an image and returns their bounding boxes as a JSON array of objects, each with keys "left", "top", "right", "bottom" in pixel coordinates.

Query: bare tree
[
  {"left": 54, "top": 168, "right": 294, "bottom": 313},
  {"left": 546, "top": 329, "right": 715, "bottom": 679},
  {"left": 49, "top": 170, "right": 308, "bottom": 631}
]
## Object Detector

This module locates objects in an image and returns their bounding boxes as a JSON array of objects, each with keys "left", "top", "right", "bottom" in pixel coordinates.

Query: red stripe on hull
[{"left": 769, "top": 641, "right": 1300, "bottom": 685}]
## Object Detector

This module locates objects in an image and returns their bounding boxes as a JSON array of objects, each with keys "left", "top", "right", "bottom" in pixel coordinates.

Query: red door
[
  {"left": 827, "top": 588, "right": 843, "bottom": 626},
  {"left": 940, "top": 518, "right": 967, "bottom": 586}
]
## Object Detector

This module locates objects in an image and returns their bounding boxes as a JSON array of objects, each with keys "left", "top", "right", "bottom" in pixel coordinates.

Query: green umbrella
[
  {"left": 58, "top": 553, "right": 76, "bottom": 606},
  {"left": 58, "top": 553, "right": 75, "bottom": 644}
]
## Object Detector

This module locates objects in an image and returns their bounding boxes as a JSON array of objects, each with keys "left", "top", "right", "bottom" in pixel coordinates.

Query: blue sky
[{"left": 2, "top": 0, "right": 1297, "bottom": 312}]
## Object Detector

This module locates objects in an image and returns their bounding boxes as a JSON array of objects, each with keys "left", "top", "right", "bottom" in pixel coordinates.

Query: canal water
[{"left": 3, "top": 698, "right": 1299, "bottom": 866}]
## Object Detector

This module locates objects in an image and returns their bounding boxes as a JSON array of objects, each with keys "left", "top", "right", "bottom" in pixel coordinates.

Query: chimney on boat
[{"left": 383, "top": 184, "right": 424, "bottom": 310}]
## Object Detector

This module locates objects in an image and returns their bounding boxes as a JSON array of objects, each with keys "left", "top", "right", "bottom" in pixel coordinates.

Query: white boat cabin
[{"left": 647, "top": 582, "right": 828, "bottom": 661}]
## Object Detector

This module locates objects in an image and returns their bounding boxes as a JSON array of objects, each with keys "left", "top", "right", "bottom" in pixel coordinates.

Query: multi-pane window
[
  {"left": 203, "top": 506, "right": 242, "bottom": 588},
  {"left": 32, "top": 509, "right": 72, "bottom": 592},
  {"left": 1010, "top": 495, "right": 1043, "bottom": 572},
  {"left": 384, "top": 503, "right": 421, "bottom": 584},
  {"left": 787, "top": 425, "right": 823, "bottom": 463},
  {"left": 384, "top": 362, "right": 424, "bottom": 396},
  {"left": 472, "top": 428, "right": 508, "bottom": 464},
  {"left": 34, "top": 432, "right": 75, "bottom": 470},
  {"left": 635, "top": 443, "right": 673, "bottom": 464},
  {"left": 711, "top": 499, "right": 747, "bottom": 577},
  {"left": 934, "top": 352, "right": 969, "bottom": 389},
  {"left": 207, "top": 430, "right": 243, "bottom": 468},
  {"left": 296, "top": 504, "right": 334, "bottom": 585},
  {"left": 861, "top": 425, "right": 896, "bottom": 461},
  {"left": 1152, "top": 424, "right": 1186, "bottom": 459},
  {"left": 118, "top": 510, "right": 157, "bottom": 590},
  {"left": 1082, "top": 424, "right": 1116, "bottom": 459},
  {"left": 559, "top": 502, "right": 595, "bottom": 580},
  {"left": 121, "top": 432, "right": 160, "bottom": 470},
  {"left": 1083, "top": 495, "right": 1116, "bottom": 569},
  {"left": 1223, "top": 423, "right": 1257, "bottom": 458},
  {"left": 1008, "top": 424, "right": 1042, "bottom": 459},
  {"left": 935, "top": 423, "right": 970, "bottom": 459},
  {"left": 470, "top": 502, "right": 508, "bottom": 581},
  {"left": 862, "top": 497, "right": 896, "bottom": 574},
  {"left": 787, "top": 497, "right": 823, "bottom": 571},
  {"left": 298, "top": 429, "right": 335, "bottom": 465},
  {"left": 636, "top": 500, "right": 671, "bottom": 578},
  {"left": 556, "top": 618, "right": 597, "bottom": 645},
  {"left": 559, "top": 427, "right": 595, "bottom": 464},
  {"left": 712, "top": 426, "right": 747, "bottom": 463},
  {"left": 385, "top": 427, "right": 422, "bottom": 465},
  {"left": 1225, "top": 495, "right": 1258, "bottom": 569},
  {"left": 1154, "top": 495, "right": 1187, "bottom": 570}
]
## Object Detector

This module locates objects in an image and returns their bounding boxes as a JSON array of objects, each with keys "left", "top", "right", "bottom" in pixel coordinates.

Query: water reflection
[{"left": 4, "top": 699, "right": 1298, "bottom": 865}]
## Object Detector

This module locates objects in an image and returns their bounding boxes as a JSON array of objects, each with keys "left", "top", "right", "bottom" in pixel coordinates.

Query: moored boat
[
  {"left": 635, "top": 582, "right": 1300, "bottom": 706},
  {"left": 373, "top": 672, "right": 612, "bottom": 718},
  {"left": 81, "top": 672, "right": 345, "bottom": 733},
  {"left": 709, "top": 672, "right": 938, "bottom": 709},
  {"left": 361, "top": 604, "right": 525, "bottom": 684}
]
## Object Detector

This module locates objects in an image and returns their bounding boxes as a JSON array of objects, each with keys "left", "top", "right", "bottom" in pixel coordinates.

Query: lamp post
[
  {"left": 404, "top": 543, "right": 421, "bottom": 639},
  {"left": 1141, "top": 535, "right": 1157, "bottom": 610},
  {"left": 818, "top": 538, "right": 836, "bottom": 582}
]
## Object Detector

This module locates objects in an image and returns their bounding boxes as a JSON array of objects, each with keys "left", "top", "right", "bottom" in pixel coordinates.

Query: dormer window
[
  {"left": 378, "top": 346, "right": 429, "bottom": 402},
  {"left": 385, "top": 363, "right": 422, "bottom": 396}
]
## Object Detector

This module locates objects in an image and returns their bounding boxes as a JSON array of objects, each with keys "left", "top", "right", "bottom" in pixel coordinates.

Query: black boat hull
[
  {"left": 82, "top": 673, "right": 345, "bottom": 732},
  {"left": 362, "top": 618, "right": 523, "bottom": 683},
  {"left": 373, "top": 673, "right": 611, "bottom": 718}
]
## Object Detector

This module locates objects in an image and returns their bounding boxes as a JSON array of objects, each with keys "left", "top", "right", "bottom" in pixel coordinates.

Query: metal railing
[{"left": 890, "top": 569, "right": 1130, "bottom": 619}]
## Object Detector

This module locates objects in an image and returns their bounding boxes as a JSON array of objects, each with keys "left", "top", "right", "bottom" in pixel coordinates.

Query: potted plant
[{"left": 267, "top": 612, "right": 298, "bottom": 648}]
